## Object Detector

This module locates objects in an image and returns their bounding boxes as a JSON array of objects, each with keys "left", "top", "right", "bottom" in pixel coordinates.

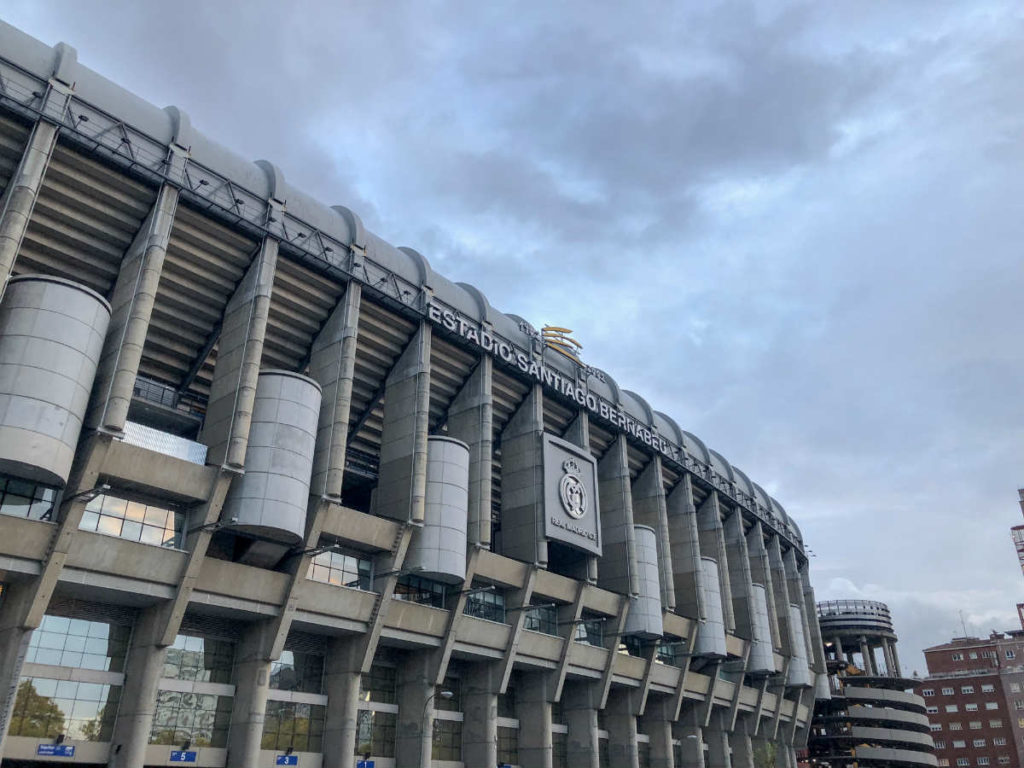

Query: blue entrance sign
[
  {"left": 36, "top": 744, "right": 75, "bottom": 757},
  {"left": 356, "top": 761, "right": 374, "bottom": 768},
  {"left": 276, "top": 756, "right": 298, "bottom": 766},
  {"left": 170, "top": 750, "right": 197, "bottom": 762}
]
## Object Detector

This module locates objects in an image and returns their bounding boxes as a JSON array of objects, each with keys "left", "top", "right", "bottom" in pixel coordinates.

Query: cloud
[{"left": 4, "top": 0, "right": 1023, "bottom": 668}]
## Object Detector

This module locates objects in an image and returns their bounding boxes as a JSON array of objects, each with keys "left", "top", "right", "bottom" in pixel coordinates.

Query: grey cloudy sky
[{"left": 6, "top": 0, "right": 1023, "bottom": 672}]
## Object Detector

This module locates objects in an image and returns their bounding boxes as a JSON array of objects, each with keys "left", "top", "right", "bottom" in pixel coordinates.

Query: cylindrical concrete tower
[
  {"left": 624, "top": 524, "right": 663, "bottom": 639},
  {"left": 221, "top": 370, "right": 322, "bottom": 543},
  {"left": 787, "top": 603, "right": 813, "bottom": 687},
  {"left": 0, "top": 275, "right": 110, "bottom": 486},
  {"left": 404, "top": 436, "right": 469, "bottom": 584},
  {"left": 809, "top": 599, "right": 936, "bottom": 768},
  {"left": 693, "top": 556, "right": 727, "bottom": 657},
  {"left": 748, "top": 583, "right": 776, "bottom": 674}
]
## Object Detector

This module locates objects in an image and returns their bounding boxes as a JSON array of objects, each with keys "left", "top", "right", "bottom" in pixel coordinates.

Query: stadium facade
[{"left": 0, "top": 19, "right": 826, "bottom": 768}]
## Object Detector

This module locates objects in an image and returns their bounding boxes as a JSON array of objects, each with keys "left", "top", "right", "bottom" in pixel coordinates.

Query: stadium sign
[{"left": 427, "top": 302, "right": 681, "bottom": 463}]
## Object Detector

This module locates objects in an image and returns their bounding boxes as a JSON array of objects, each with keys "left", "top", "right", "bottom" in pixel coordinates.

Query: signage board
[
  {"left": 356, "top": 761, "right": 375, "bottom": 768},
  {"left": 543, "top": 433, "right": 601, "bottom": 555},
  {"left": 36, "top": 744, "right": 75, "bottom": 757},
  {"left": 276, "top": 756, "right": 298, "bottom": 766},
  {"left": 170, "top": 750, "right": 197, "bottom": 762}
]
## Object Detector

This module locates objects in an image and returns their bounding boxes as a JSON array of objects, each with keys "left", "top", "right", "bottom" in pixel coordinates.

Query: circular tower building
[{"left": 809, "top": 599, "right": 937, "bottom": 768}]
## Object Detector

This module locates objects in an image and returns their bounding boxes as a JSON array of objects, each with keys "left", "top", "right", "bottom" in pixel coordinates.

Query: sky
[{"left": 4, "top": 0, "right": 1023, "bottom": 673}]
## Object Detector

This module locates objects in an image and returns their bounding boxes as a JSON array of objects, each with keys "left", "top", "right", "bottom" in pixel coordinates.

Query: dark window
[
  {"left": 262, "top": 700, "right": 326, "bottom": 753},
  {"left": 307, "top": 550, "right": 371, "bottom": 590},
  {"left": 270, "top": 651, "right": 324, "bottom": 694},
  {"left": 355, "top": 710, "right": 396, "bottom": 758},
  {"left": 432, "top": 719, "right": 462, "bottom": 761},
  {"left": 150, "top": 690, "right": 232, "bottom": 747},
  {"left": 162, "top": 634, "right": 235, "bottom": 684},
  {"left": 359, "top": 665, "right": 397, "bottom": 705},
  {"left": 523, "top": 605, "right": 558, "bottom": 636},
  {"left": 497, "top": 725, "right": 518, "bottom": 765},
  {"left": 394, "top": 575, "right": 447, "bottom": 607},
  {"left": 465, "top": 587, "right": 505, "bottom": 623},
  {"left": 498, "top": 686, "right": 516, "bottom": 718},
  {"left": 553, "top": 731, "right": 568, "bottom": 768},
  {"left": 0, "top": 476, "right": 56, "bottom": 521}
]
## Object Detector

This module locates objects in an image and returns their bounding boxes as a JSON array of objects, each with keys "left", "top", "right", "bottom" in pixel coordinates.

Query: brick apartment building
[{"left": 914, "top": 633, "right": 1024, "bottom": 768}]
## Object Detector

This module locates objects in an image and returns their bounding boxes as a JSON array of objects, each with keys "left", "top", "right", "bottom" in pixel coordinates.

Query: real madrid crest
[{"left": 559, "top": 458, "right": 588, "bottom": 519}]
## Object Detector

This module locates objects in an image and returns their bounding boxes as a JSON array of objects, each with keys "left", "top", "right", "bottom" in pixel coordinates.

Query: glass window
[
  {"left": 432, "top": 719, "right": 462, "bottom": 761},
  {"left": 523, "top": 604, "right": 558, "bottom": 636},
  {"left": 498, "top": 686, "right": 516, "bottom": 719},
  {"left": 9, "top": 677, "right": 120, "bottom": 742},
  {"left": 150, "top": 690, "right": 231, "bottom": 747},
  {"left": 1011, "top": 684, "right": 1021, "bottom": 694},
  {"left": 966, "top": 704, "right": 979, "bottom": 712},
  {"left": 497, "top": 725, "right": 518, "bottom": 765},
  {"left": 307, "top": 550, "right": 371, "bottom": 590},
  {"left": 393, "top": 575, "right": 447, "bottom": 607},
  {"left": 998, "top": 758, "right": 1010, "bottom": 765},
  {"left": 994, "top": 737, "right": 1007, "bottom": 745},
  {"left": 657, "top": 641, "right": 685, "bottom": 667},
  {"left": 0, "top": 476, "right": 57, "bottom": 521},
  {"left": 947, "top": 705, "right": 960, "bottom": 713},
  {"left": 261, "top": 700, "right": 326, "bottom": 753},
  {"left": 953, "top": 740, "right": 966, "bottom": 748},
  {"left": 982, "top": 684, "right": 995, "bottom": 693},
  {"left": 962, "top": 686, "right": 975, "bottom": 694},
  {"left": 270, "top": 651, "right": 323, "bottom": 694},
  {"left": 923, "top": 689, "right": 935, "bottom": 697},
  {"left": 162, "top": 634, "right": 235, "bottom": 684},
  {"left": 950, "top": 723, "right": 963, "bottom": 731},
  {"left": 927, "top": 706, "right": 939, "bottom": 714},
  {"left": 986, "top": 702, "right": 999, "bottom": 710},
  {"left": 973, "top": 739, "right": 986, "bottom": 748},
  {"left": 957, "top": 760, "right": 969, "bottom": 767},
  {"left": 977, "top": 761, "right": 989, "bottom": 767},
  {"left": 943, "top": 688, "right": 955, "bottom": 696},
  {"left": 970, "top": 722, "right": 982, "bottom": 730},
  {"left": 80, "top": 494, "right": 184, "bottom": 549},
  {"left": 935, "top": 741, "right": 946, "bottom": 749},
  {"left": 969, "top": 653, "right": 978, "bottom": 660},
  {"left": 991, "top": 721, "right": 1003, "bottom": 729},
  {"left": 26, "top": 614, "right": 130, "bottom": 673},
  {"left": 465, "top": 588, "right": 505, "bottom": 623},
  {"left": 638, "top": 741, "right": 651, "bottom": 768},
  {"left": 931, "top": 724, "right": 943, "bottom": 732},
  {"left": 553, "top": 731, "right": 568, "bottom": 768},
  {"left": 355, "top": 710, "right": 396, "bottom": 758},
  {"left": 575, "top": 617, "right": 604, "bottom": 646},
  {"left": 359, "top": 665, "right": 396, "bottom": 705},
  {"left": 1007, "top": 650, "right": 1016, "bottom": 660}
]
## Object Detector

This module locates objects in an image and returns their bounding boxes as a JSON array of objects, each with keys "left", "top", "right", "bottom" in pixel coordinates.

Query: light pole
[{"left": 420, "top": 688, "right": 454, "bottom": 761}]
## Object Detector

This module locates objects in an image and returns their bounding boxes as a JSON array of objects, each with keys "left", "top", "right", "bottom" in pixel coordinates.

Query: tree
[
  {"left": 11, "top": 680, "right": 66, "bottom": 738},
  {"left": 753, "top": 740, "right": 778, "bottom": 768}
]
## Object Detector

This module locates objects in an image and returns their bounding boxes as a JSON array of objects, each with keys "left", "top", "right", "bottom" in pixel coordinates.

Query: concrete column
[
  {"left": 463, "top": 665, "right": 498, "bottom": 768},
  {"left": 395, "top": 654, "right": 434, "bottom": 768},
  {"left": 226, "top": 627, "right": 272, "bottom": 766},
  {"left": 598, "top": 435, "right": 639, "bottom": 596},
  {"left": 499, "top": 384, "right": 546, "bottom": 567},
  {"left": 632, "top": 456, "right": 676, "bottom": 611},
  {"left": 746, "top": 523, "right": 782, "bottom": 651},
  {"left": 704, "top": 711, "right": 732, "bottom": 768},
  {"left": 766, "top": 538, "right": 792, "bottom": 656},
  {"left": 376, "top": 323, "right": 431, "bottom": 524},
  {"left": 724, "top": 511, "right": 756, "bottom": 641},
  {"left": 85, "top": 184, "right": 179, "bottom": 432},
  {"left": 518, "top": 672, "right": 553, "bottom": 768},
  {"left": 697, "top": 492, "right": 734, "bottom": 633},
  {"left": 728, "top": 718, "right": 754, "bottom": 768},
  {"left": 640, "top": 696, "right": 674, "bottom": 768},
  {"left": 668, "top": 475, "right": 706, "bottom": 621},
  {"left": 563, "top": 681, "right": 599, "bottom": 768},
  {"left": 890, "top": 641, "right": 902, "bottom": 677},
  {"left": 0, "top": 583, "right": 34, "bottom": 759},
  {"left": 322, "top": 640, "right": 362, "bottom": 768},
  {"left": 859, "top": 637, "right": 874, "bottom": 675},
  {"left": 562, "top": 411, "right": 598, "bottom": 583},
  {"left": 0, "top": 119, "right": 58, "bottom": 289},
  {"left": 107, "top": 607, "right": 171, "bottom": 768},
  {"left": 674, "top": 708, "right": 706, "bottom": 768},
  {"left": 308, "top": 283, "right": 362, "bottom": 501},
  {"left": 881, "top": 639, "right": 895, "bottom": 676},
  {"left": 201, "top": 237, "right": 279, "bottom": 469},
  {"left": 606, "top": 688, "right": 639, "bottom": 768},
  {"left": 446, "top": 354, "right": 493, "bottom": 548}
]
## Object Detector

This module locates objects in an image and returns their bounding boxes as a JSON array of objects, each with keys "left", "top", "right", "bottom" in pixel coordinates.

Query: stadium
[{"left": 0, "top": 19, "right": 825, "bottom": 768}]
